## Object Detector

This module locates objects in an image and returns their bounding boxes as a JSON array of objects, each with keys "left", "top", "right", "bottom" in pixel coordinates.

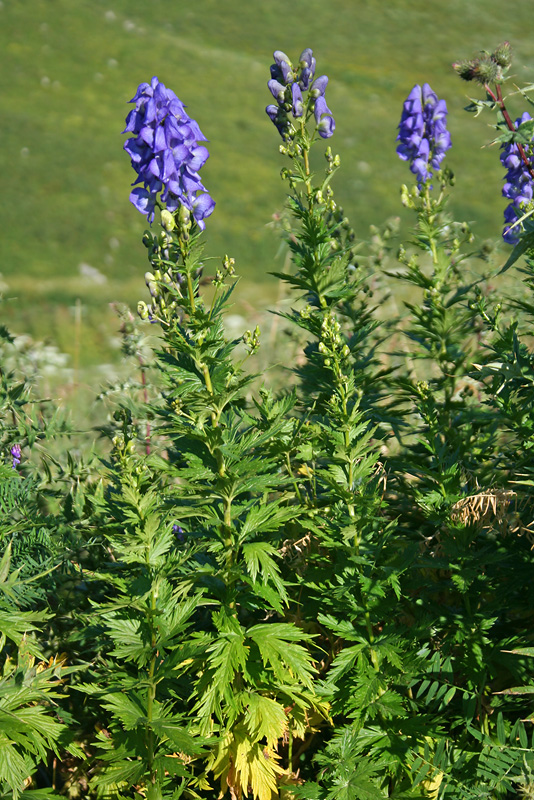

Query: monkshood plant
[
  {"left": 76, "top": 72, "right": 328, "bottom": 800},
  {"left": 5, "top": 41, "right": 534, "bottom": 800}
]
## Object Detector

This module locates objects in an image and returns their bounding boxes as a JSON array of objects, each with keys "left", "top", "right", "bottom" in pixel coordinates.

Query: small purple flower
[
  {"left": 123, "top": 77, "right": 215, "bottom": 229},
  {"left": 10, "top": 444, "right": 21, "bottom": 469},
  {"left": 292, "top": 84, "right": 304, "bottom": 118},
  {"left": 172, "top": 524, "right": 185, "bottom": 541},
  {"left": 298, "top": 49, "right": 316, "bottom": 90},
  {"left": 314, "top": 96, "right": 336, "bottom": 138},
  {"left": 265, "top": 49, "right": 335, "bottom": 140},
  {"left": 396, "top": 83, "right": 451, "bottom": 186},
  {"left": 500, "top": 112, "right": 534, "bottom": 243}
]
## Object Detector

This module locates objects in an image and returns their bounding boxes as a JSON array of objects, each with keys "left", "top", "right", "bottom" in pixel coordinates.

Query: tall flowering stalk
[{"left": 86, "top": 74, "right": 327, "bottom": 800}]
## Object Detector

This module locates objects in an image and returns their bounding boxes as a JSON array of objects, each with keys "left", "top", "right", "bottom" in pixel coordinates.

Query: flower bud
[
  {"left": 492, "top": 42, "right": 511, "bottom": 69},
  {"left": 178, "top": 204, "right": 191, "bottom": 228},
  {"left": 137, "top": 301, "right": 149, "bottom": 320},
  {"left": 310, "top": 75, "right": 328, "bottom": 98},
  {"left": 160, "top": 209, "right": 175, "bottom": 231}
]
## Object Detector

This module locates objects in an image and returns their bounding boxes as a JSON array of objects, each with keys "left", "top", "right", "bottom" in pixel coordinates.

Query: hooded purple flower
[
  {"left": 123, "top": 77, "right": 215, "bottom": 228},
  {"left": 396, "top": 83, "right": 451, "bottom": 185},
  {"left": 500, "top": 112, "right": 534, "bottom": 243},
  {"left": 265, "top": 48, "right": 335, "bottom": 140}
]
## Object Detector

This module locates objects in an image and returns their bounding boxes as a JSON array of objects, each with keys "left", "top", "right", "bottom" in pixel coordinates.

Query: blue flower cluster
[
  {"left": 500, "top": 112, "right": 534, "bottom": 243},
  {"left": 123, "top": 77, "right": 215, "bottom": 228},
  {"left": 396, "top": 83, "right": 451, "bottom": 185},
  {"left": 265, "top": 49, "right": 335, "bottom": 140}
]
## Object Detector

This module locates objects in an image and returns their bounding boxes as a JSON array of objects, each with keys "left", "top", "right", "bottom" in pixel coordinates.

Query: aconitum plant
[
  {"left": 501, "top": 112, "right": 534, "bottom": 243},
  {"left": 396, "top": 83, "right": 451, "bottom": 184},
  {"left": 123, "top": 76, "right": 215, "bottom": 227},
  {"left": 265, "top": 48, "right": 335, "bottom": 140}
]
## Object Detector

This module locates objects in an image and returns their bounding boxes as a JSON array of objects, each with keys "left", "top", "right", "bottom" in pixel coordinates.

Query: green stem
[
  {"left": 285, "top": 451, "right": 303, "bottom": 504},
  {"left": 364, "top": 609, "right": 380, "bottom": 672},
  {"left": 486, "top": 83, "right": 534, "bottom": 181},
  {"left": 186, "top": 270, "right": 196, "bottom": 315},
  {"left": 146, "top": 580, "right": 158, "bottom": 784},
  {"left": 222, "top": 496, "right": 236, "bottom": 611}
]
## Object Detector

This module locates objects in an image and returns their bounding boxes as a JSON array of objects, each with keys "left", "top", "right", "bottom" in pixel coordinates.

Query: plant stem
[
  {"left": 485, "top": 83, "right": 534, "bottom": 181},
  {"left": 146, "top": 579, "right": 158, "bottom": 785}
]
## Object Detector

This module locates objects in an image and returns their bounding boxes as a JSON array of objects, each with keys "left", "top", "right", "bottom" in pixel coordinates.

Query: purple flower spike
[
  {"left": 396, "top": 82, "right": 452, "bottom": 186},
  {"left": 500, "top": 112, "right": 534, "bottom": 243},
  {"left": 123, "top": 76, "right": 215, "bottom": 228}
]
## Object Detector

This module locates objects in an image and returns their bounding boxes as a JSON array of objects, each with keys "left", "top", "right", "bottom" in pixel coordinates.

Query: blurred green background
[{"left": 1, "top": 0, "right": 532, "bottom": 368}]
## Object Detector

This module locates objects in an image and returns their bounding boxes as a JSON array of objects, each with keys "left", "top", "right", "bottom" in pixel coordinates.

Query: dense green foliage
[{"left": 3, "top": 38, "right": 534, "bottom": 800}]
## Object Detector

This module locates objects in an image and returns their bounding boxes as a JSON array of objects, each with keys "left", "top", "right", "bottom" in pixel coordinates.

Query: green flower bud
[
  {"left": 178, "top": 205, "right": 190, "bottom": 225},
  {"left": 473, "top": 58, "right": 501, "bottom": 84},
  {"left": 137, "top": 301, "right": 149, "bottom": 320},
  {"left": 492, "top": 42, "right": 511, "bottom": 69},
  {"left": 160, "top": 209, "right": 175, "bottom": 231},
  {"left": 452, "top": 59, "right": 478, "bottom": 82}
]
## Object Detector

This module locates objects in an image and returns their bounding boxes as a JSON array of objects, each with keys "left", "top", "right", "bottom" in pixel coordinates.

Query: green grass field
[{"left": 1, "top": 0, "right": 533, "bottom": 366}]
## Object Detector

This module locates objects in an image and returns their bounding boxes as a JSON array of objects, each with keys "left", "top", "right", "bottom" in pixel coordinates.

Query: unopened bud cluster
[
  {"left": 137, "top": 228, "right": 184, "bottom": 323},
  {"left": 243, "top": 325, "right": 261, "bottom": 355},
  {"left": 453, "top": 42, "right": 511, "bottom": 85},
  {"left": 214, "top": 254, "right": 236, "bottom": 287},
  {"left": 317, "top": 312, "right": 350, "bottom": 372}
]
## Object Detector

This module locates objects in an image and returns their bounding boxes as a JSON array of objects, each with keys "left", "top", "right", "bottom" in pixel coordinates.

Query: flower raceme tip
[
  {"left": 396, "top": 83, "right": 451, "bottom": 186},
  {"left": 123, "top": 76, "right": 215, "bottom": 229},
  {"left": 265, "top": 48, "right": 335, "bottom": 140}
]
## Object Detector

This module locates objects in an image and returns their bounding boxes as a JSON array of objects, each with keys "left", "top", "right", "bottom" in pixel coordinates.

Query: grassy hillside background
[{"left": 1, "top": 0, "right": 533, "bottom": 369}]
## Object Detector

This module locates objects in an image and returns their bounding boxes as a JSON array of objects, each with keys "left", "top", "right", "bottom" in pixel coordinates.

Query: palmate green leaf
[
  {"left": 151, "top": 717, "right": 205, "bottom": 754},
  {"left": 317, "top": 614, "right": 360, "bottom": 641},
  {"left": 101, "top": 692, "right": 146, "bottom": 730},
  {"left": 106, "top": 614, "right": 151, "bottom": 664},
  {"left": 90, "top": 757, "right": 146, "bottom": 789},
  {"left": 247, "top": 623, "right": 315, "bottom": 689},
  {"left": 0, "top": 706, "right": 63, "bottom": 757},
  {"left": 155, "top": 593, "right": 200, "bottom": 650},
  {"left": 241, "top": 542, "right": 287, "bottom": 601},
  {"left": 0, "top": 610, "right": 48, "bottom": 653},
  {"left": 325, "top": 753, "right": 387, "bottom": 800},
  {"left": 243, "top": 692, "right": 287, "bottom": 747},
  {"left": 243, "top": 579, "right": 285, "bottom": 615},
  {"left": 193, "top": 618, "right": 250, "bottom": 723},
  {"left": 239, "top": 504, "right": 296, "bottom": 541},
  {"left": 0, "top": 734, "right": 30, "bottom": 800}
]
